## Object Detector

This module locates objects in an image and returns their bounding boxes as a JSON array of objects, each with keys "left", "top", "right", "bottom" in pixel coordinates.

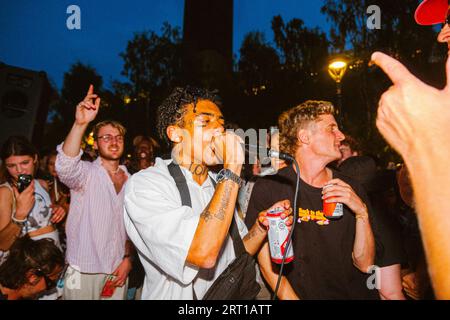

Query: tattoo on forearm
[
  {"left": 200, "top": 207, "right": 213, "bottom": 222},
  {"left": 200, "top": 182, "right": 233, "bottom": 223},
  {"left": 244, "top": 226, "right": 261, "bottom": 241},
  {"left": 214, "top": 183, "right": 232, "bottom": 221}
]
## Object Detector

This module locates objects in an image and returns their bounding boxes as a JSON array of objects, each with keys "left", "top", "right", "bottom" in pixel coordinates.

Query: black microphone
[
  {"left": 267, "top": 149, "right": 295, "bottom": 161},
  {"left": 244, "top": 143, "right": 294, "bottom": 161}
]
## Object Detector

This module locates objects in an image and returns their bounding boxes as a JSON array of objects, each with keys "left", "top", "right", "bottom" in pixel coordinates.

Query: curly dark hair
[
  {"left": 0, "top": 236, "right": 64, "bottom": 290},
  {"left": 156, "top": 86, "right": 222, "bottom": 146}
]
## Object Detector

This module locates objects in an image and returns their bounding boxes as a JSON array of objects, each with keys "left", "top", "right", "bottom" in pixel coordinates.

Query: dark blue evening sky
[{"left": 0, "top": 1, "right": 330, "bottom": 90}]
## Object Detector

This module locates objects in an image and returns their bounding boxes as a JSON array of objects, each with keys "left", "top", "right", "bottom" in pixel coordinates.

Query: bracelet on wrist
[
  {"left": 355, "top": 213, "right": 368, "bottom": 220},
  {"left": 11, "top": 214, "right": 27, "bottom": 225}
]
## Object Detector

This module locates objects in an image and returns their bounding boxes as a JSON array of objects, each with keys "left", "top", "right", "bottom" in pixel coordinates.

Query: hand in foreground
[{"left": 371, "top": 52, "right": 450, "bottom": 158}]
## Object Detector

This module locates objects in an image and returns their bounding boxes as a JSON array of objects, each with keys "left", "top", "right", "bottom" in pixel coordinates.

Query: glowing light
[
  {"left": 329, "top": 61, "right": 347, "bottom": 70},
  {"left": 86, "top": 131, "right": 94, "bottom": 146},
  {"left": 328, "top": 59, "right": 348, "bottom": 83}
]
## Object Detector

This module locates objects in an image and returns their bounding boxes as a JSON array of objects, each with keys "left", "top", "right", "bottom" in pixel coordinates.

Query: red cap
[{"left": 415, "top": 0, "right": 448, "bottom": 25}]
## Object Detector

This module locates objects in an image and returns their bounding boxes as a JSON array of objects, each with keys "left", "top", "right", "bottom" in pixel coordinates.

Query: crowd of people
[{"left": 0, "top": 0, "right": 450, "bottom": 300}]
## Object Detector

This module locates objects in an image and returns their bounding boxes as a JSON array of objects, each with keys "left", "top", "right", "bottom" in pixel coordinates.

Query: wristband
[
  {"left": 355, "top": 213, "right": 368, "bottom": 220},
  {"left": 11, "top": 214, "right": 27, "bottom": 225}
]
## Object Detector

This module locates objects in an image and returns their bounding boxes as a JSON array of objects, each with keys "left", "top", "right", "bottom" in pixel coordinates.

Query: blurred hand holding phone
[{"left": 17, "top": 174, "right": 33, "bottom": 193}]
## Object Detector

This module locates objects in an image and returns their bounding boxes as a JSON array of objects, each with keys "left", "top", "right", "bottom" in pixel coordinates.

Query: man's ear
[
  {"left": 297, "top": 128, "right": 310, "bottom": 145},
  {"left": 33, "top": 154, "right": 38, "bottom": 165},
  {"left": 167, "top": 126, "right": 183, "bottom": 143},
  {"left": 93, "top": 141, "right": 98, "bottom": 150}
]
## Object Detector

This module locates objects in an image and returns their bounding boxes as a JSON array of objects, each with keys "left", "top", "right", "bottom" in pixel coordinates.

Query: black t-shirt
[
  {"left": 245, "top": 166, "right": 379, "bottom": 300},
  {"left": 337, "top": 158, "right": 406, "bottom": 267},
  {"left": 369, "top": 191, "right": 406, "bottom": 267}
]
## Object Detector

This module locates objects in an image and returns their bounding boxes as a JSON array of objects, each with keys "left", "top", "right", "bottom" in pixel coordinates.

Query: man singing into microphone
[
  {"left": 123, "top": 87, "right": 291, "bottom": 300},
  {"left": 245, "top": 100, "right": 378, "bottom": 299}
]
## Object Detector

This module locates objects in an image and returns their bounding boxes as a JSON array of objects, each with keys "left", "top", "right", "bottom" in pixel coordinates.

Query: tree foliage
[
  {"left": 321, "top": 0, "right": 446, "bottom": 163},
  {"left": 43, "top": 62, "right": 104, "bottom": 151},
  {"left": 43, "top": 3, "right": 448, "bottom": 165},
  {"left": 231, "top": 16, "right": 333, "bottom": 130},
  {"left": 120, "top": 22, "right": 182, "bottom": 98},
  {"left": 238, "top": 32, "right": 280, "bottom": 95}
]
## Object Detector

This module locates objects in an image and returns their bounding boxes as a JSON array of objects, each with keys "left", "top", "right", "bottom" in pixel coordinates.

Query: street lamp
[
  {"left": 123, "top": 96, "right": 132, "bottom": 105},
  {"left": 328, "top": 59, "right": 348, "bottom": 126},
  {"left": 86, "top": 131, "right": 94, "bottom": 146}
]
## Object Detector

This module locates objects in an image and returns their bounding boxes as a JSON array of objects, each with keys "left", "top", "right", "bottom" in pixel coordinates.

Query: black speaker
[{"left": 0, "top": 63, "right": 51, "bottom": 149}]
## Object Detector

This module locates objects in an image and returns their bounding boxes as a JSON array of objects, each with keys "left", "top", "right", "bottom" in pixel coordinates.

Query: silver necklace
[{"left": 107, "top": 166, "right": 120, "bottom": 175}]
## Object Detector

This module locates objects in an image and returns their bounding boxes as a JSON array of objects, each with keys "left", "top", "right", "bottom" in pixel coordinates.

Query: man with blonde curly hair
[{"left": 245, "top": 100, "right": 378, "bottom": 299}]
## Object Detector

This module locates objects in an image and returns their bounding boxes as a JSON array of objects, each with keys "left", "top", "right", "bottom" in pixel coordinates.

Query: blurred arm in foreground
[{"left": 372, "top": 51, "right": 450, "bottom": 299}]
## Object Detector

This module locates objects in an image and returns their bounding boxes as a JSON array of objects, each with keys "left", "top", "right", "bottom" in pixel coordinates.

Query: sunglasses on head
[{"left": 34, "top": 267, "right": 62, "bottom": 290}]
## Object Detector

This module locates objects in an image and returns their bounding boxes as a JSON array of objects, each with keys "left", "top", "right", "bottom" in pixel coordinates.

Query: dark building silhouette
[
  {"left": 182, "top": 0, "right": 233, "bottom": 89},
  {"left": 0, "top": 63, "right": 52, "bottom": 149}
]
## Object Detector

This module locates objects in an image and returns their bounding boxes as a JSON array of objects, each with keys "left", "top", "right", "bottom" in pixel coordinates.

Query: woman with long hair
[{"left": 0, "top": 136, "right": 66, "bottom": 265}]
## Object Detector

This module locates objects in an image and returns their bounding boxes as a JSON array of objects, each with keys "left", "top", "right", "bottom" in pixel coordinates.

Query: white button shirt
[{"left": 123, "top": 158, "right": 248, "bottom": 300}]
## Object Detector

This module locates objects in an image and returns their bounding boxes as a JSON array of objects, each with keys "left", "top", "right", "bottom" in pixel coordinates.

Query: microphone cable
[
  {"left": 242, "top": 144, "right": 300, "bottom": 299},
  {"left": 271, "top": 157, "right": 300, "bottom": 300}
]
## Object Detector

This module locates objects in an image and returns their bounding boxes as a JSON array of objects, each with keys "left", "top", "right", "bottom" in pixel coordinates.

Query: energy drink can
[
  {"left": 322, "top": 184, "right": 344, "bottom": 220},
  {"left": 266, "top": 207, "right": 294, "bottom": 264}
]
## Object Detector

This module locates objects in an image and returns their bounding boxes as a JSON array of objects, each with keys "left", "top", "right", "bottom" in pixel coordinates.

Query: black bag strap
[
  {"left": 167, "top": 162, "right": 245, "bottom": 256},
  {"left": 229, "top": 210, "right": 245, "bottom": 257},
  {"left": 167, "top": 162, "right": 192, "bottom": 208}
]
